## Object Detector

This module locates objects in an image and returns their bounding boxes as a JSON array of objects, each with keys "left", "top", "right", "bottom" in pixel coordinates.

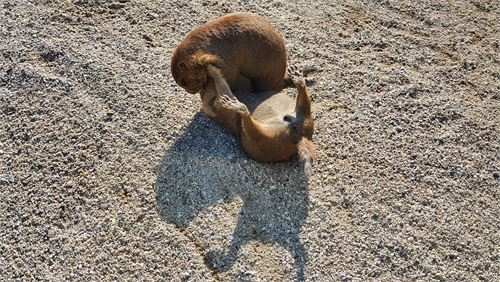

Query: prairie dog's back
[{"left": 203, "top": 13, "right": 286, "bottom": 78}]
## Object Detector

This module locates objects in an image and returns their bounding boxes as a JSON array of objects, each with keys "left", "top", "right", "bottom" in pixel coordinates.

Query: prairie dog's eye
[{"left": 179, "top": 79, "right": 187, "bottom": 87}]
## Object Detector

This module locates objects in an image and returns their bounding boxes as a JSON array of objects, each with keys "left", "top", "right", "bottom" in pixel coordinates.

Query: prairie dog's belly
[{"left": 251, "top": 93, "right": 295, "bottom": 126}]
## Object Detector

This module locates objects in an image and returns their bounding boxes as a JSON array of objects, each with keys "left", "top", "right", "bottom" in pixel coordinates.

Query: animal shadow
[{"left": 155, "top": 112, "right": 310, "bottom": 280}]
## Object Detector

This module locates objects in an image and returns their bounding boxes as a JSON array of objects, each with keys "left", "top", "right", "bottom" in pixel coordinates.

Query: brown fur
[
  {"left": 203, "top": 65, "right": 316, "bottom": 177},
  {"left": 199, "top": 79, "right": 241, "bottom": 135},
  {"left": 171, "top": 12, "right": 289, "bottom": 94}
]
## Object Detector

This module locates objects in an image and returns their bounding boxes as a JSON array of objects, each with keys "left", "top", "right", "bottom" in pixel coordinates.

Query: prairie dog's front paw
[{"left": 218, "top": 95, "right": 248, "bottom": 115}]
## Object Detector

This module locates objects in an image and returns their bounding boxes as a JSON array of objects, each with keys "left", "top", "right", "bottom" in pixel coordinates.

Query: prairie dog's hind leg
[
  {"left": 288, "top": 66, "right": 311, "bottom": 117},
  {"left": 288, "top": 65, "right": 314, "bottom": 140}
]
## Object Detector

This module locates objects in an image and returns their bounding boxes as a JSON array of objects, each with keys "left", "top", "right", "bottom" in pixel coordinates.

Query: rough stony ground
[{"left": 1, "top": 0, "right": 499, "bottom": 281}]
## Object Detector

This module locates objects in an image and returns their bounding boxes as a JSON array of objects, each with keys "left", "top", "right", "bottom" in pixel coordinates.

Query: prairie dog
[
  {"left": 171, "top": 12, "right": 289, "bottom": 94},
  {"left": 204, "top": 64, "right": 316, "bottom": 177}
]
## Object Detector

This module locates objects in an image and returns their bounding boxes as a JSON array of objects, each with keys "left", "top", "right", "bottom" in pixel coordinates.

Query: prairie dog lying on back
[
  {"left": 171, "top": 12, "right": 290, "bottom": 94},
  {"left": 203, "top": 64, "right": 316, "bottom": 177}
]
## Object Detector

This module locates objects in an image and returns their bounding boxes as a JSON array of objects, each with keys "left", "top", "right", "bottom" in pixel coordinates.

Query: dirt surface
[{"left": 1, "top": 0, "right": 499, "bottom": 281}]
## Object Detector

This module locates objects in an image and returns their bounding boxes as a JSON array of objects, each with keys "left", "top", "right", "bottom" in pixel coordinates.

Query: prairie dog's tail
[{"left": 297, "top": 138, "right": 317, "bottom": 178}]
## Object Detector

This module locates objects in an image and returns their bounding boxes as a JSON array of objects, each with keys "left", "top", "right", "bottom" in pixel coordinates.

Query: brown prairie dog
[
  {"left": 171, "top": 12, "right": 289, "bottom": 94},
  {"left": 204, "top": 64, "right": 316, "bottom": 177}
]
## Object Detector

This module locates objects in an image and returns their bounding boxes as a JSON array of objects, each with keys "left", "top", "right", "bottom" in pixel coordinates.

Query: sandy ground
[{"left": 1, "top": 0, "right": 499, "bottom": 281}]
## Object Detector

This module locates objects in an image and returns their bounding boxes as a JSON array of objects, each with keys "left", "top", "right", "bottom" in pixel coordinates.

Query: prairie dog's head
[
  {"left": 171, "top": 51, "right": 220, "bottom": 94},
  {"left": 171, "top": 60, "right": 207, "bottom": 94}
]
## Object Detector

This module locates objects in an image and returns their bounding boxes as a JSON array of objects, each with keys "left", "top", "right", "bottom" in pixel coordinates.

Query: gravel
[{"left": 1, "top": 0, "right": 499, "bottom": 280}]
